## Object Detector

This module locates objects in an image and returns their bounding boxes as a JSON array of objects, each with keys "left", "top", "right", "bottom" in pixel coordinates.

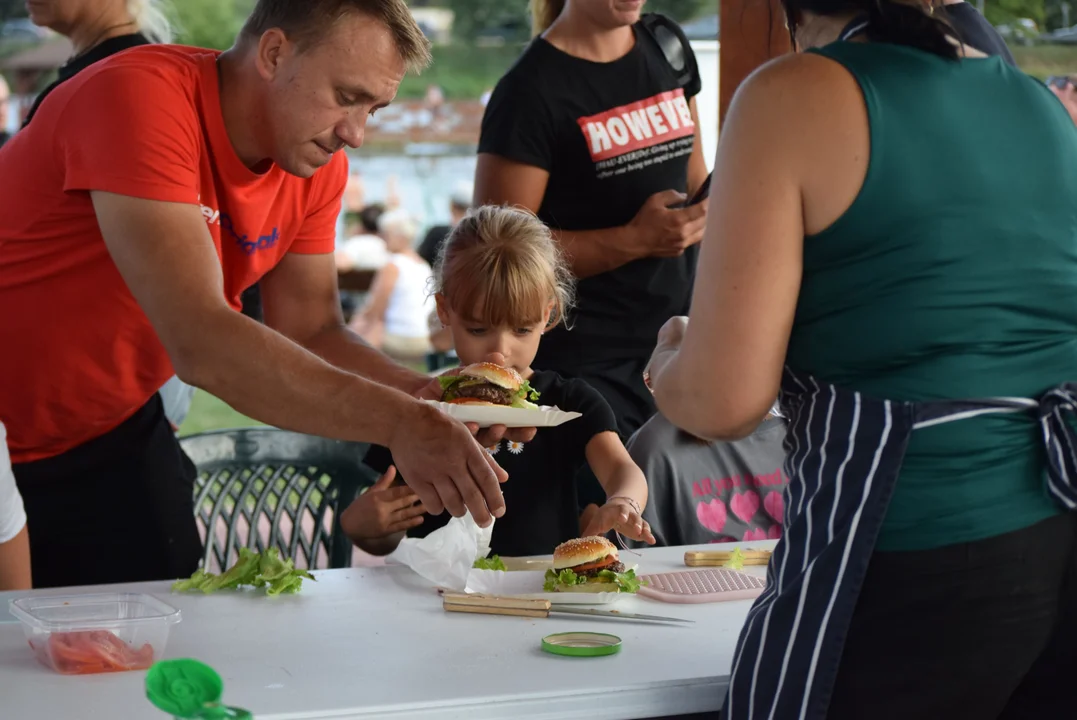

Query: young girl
[{"left": 344, "top": 205, "right": 655, "bottom": 557}]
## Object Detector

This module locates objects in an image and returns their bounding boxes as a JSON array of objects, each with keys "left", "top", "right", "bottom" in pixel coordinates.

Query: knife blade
[
  {"left": 548, "top": 605, "right": 694, "bottom": 624},
  {"left": 441, "top": 592, "right": 693, "bottom": 624}
]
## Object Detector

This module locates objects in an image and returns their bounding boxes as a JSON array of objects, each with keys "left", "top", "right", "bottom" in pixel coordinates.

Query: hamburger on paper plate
[
  {"left": 543, "top": 536, "right": 642, "bottom": 593},
  {"left": 438, "top": 362, "right": 541, "bottom": 409}
]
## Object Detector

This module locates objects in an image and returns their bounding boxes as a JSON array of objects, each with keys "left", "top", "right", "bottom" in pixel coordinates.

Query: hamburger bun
[
  {"left": 552, "top": 536, "right": 618, "bottom": 570},
  {"left": 459, "top": 362, "right": 523, "bottom": 391}
]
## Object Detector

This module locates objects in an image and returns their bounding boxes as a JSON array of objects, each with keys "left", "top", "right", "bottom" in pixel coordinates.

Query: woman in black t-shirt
[
  {"left": 21, "top": 0, "right": 171, "bottom": 127},
  {"left": 473, "top": 0, "right": 709, "bottom": 446},
  {"left": 20, "top": 1, "right": 196, "bottom": 433}
]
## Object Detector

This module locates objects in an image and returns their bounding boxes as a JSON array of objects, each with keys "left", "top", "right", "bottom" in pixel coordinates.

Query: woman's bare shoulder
[
  {"left": 723, "top": 52, "right": 868, "bottom": 173},
  {"left": 732, "top": 51, "right": 863, "bottom": 122}
]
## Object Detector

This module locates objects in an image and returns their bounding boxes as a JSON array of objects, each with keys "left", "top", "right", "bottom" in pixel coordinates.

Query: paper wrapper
[
  {"left": 465, "top": 569, "right": 633, "bottom": 606},
  {"left": 425, "top": 401, "right": 582, "bottom": 429},
  {"left": 387, "top": 517, "right": 631, "bottom": 605},
  {"left": 388, "top": 513, "right": 494, "bottom": 591}
]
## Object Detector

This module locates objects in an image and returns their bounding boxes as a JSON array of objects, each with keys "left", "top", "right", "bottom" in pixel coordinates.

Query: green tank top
[{"left": 789, "top": 41, "right": 1077, "bottom": 551}]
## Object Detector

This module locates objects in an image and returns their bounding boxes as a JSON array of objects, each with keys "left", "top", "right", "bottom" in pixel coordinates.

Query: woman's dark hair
[
  {"left": 358, "top": 203, "right": 386, "bottom": 234},
  {"left": 782, "top": 0, "right": 959, "bottom": 60}
]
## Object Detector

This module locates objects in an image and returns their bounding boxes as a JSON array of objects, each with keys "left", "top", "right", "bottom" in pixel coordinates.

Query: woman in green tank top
[{"left": 647, "top": 0, "right": 1077, "bottom": 717}]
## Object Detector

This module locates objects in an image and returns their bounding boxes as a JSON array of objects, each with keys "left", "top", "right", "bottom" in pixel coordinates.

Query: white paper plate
[
  {"left": 427, "top": 401, "right": 582, "bottom": 429},
  {"left": 464, "top": 568, "right": 637, "bottom": 606}
]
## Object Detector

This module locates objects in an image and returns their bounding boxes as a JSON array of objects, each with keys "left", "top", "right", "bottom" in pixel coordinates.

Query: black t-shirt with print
[
  {"left": 22, "top": 33, "right": 150, "bottom": 128},
  {"left": 402, "top": 370, "right": 619, "bottom": 557},
  {"left": 478, "top": 14, "right": 702, "bottom": 365}
]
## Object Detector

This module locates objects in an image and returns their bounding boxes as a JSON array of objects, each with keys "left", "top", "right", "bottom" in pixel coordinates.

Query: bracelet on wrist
[{"left": 608, "top": 496, "right": 642, "bottom": 515}]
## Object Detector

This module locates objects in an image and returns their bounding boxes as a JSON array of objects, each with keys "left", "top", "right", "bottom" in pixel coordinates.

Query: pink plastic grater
[{"left": 638, "top": 568, "right": 768, "bottom": 604}]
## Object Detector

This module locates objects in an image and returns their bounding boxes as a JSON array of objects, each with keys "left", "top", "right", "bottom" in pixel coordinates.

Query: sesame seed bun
[
  {"left": 459, "top": 362, "right": 523, "bottom": 392},
  {"left": 552, "top": 536, "right": 618, "bottom": 570}
]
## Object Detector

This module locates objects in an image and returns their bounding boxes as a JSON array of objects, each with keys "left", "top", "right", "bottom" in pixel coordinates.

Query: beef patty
[
  {"left": 578, "top": 561, "right": 626, "bottom": 578},
  {"left": 454, "top": 384, "right": 514, "bottom": 405}
]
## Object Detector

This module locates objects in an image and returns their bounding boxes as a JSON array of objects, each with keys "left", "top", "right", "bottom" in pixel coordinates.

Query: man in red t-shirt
[{"left": 0, "top": 0, "right": 529, "bottom": 588}]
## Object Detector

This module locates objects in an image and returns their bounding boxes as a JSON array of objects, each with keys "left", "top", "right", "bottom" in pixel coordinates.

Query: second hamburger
[{"left": 543, "top": 536, "right": 642, "bottom": 593}]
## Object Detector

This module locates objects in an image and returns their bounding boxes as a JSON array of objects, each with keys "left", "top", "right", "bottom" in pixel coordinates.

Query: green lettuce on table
[
  {"left": 173, "top": 548, "right": 315, "bottom": 596},
  {"left": 723, "top": 547, "right": 746, "bottom": 570},
  {"left": 542, "top": 567, "right": 643, "bottom": 594},
  {"left": 472, "top": 554, "right": 508, "bottom": 571}
]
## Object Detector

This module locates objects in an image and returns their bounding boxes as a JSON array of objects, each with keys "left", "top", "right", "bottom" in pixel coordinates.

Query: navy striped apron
[{"left": 722, "top": 367, "right": 1077, "bottom": 720}]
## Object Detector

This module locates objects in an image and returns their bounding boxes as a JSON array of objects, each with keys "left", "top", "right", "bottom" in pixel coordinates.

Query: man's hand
[
  {"left": 624, "top": 190, "right": 709, "bottom": 259},
  {"left": 339, "top": 467, "right": 427, "bottom": 541},
  {"left": 388, "top": 402, "right": 509, "bottom": 526}
]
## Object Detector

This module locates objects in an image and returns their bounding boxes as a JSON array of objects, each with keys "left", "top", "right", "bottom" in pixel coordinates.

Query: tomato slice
[
  {"left": 47, "top": 631, "right": 155, "bottom": 674},
  {"left": 571, "top": 555, "right": 617, "bottom": 573}
]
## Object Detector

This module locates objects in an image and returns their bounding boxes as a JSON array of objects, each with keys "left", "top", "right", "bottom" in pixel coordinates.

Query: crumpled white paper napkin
[{"left": 387, "top": 512, "right": 493, "bottom": 591}]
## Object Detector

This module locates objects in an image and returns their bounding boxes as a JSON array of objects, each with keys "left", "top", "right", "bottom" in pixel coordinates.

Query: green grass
[
  {"left": 1013, "top": 44, "right": 1077, "bottom": 79},
  {"left": 394, "top": 42, "right": 1077, "bottom": 97},
  {"left": 396, "top": 42, "right": 524, "bottom": 99},
  {"left": 178, "top": 391, "right": 263, "bottom": 437}
]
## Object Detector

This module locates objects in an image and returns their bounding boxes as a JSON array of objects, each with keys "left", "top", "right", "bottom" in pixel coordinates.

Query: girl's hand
[
  {"left": 339, "top": 467, "right": 427, "bottom": 541},
  {"left": 581, "top": 498, "right": 656, "bottom": 545}
]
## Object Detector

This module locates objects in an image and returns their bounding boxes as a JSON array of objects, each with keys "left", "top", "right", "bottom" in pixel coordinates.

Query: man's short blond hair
[{"left": 242, "top": 0, "right": 431, "bottom": 73}]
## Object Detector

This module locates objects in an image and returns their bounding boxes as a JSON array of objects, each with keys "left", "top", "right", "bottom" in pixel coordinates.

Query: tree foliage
[
  {"left": 647, "top": 0, "right": 712, "bottom": 22},
  {"left": 169, "top": 0, "right": 256, "bottom": 50}
]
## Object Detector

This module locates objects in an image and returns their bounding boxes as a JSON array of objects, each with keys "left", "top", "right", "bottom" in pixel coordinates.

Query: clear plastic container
[{"left": 9, "top": 592, "right": 182, "bottom": 675}]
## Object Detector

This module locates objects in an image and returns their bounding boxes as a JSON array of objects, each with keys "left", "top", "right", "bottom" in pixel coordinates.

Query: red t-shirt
[{"left": 0, "top": 45, "right": 347, "bottom": 463}]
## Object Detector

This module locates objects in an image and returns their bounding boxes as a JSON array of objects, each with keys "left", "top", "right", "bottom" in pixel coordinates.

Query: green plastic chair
[{"left": 178, "top": 428, "right": 379, "bottom": 573}]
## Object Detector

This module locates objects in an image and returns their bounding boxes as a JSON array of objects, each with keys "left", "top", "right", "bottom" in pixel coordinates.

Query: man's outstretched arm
[{"left": 92, "top": 191, "right": 507, "bottom": 525}]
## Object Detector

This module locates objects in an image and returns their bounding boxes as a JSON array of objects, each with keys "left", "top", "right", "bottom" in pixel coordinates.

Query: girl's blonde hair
[
  {"left": 436, "top": 205, "right": 574, "bottom": 330},
  {"left": 530, "top": 0, "right": 566, "bottom": 36},
  {"left": 128, "top": 0, "right": 173, "bottom": 43}
]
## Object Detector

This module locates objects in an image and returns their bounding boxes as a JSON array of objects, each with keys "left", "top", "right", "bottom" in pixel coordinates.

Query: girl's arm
[
  {"left": 0, "top": 526, "right": 31, "bottom": 591},
  {"left": 583, "top": 432, "right": 655, "bottom": 544}
]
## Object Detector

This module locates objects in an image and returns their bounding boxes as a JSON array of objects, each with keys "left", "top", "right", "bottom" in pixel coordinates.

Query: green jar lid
[
  {"left": 541, "top": 632, "right": 622, "bottom": 657},
  {"left": 145, "top": 659, "right": 252, "bottom": 719}
]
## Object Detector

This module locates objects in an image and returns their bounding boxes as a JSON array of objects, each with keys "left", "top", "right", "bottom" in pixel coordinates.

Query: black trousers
[
  {"left": 826, "top": 512, "right": 1077, "bottom": 719},
  {"left": 13, "top": 395, "right": 203, "bottom": 589}
]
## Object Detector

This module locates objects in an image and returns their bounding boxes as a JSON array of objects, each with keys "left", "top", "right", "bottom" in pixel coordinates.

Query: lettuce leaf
[
  {"left": 509, "top": 395, "right": 539, "bottom": 410},
  {"left": 520, "top": 380, "right": 541, "bottom": 404},
  {"left": 472, "top": 555, "right": 508, "bottom": 571},
  {"left": 543, "top": 568, "right": 586, "bottom": 591},
  {"left": 722, "top": 547, "right": 746, "bottom": 571},
  {"left": 171, "top": 569, "right": 214, "bottom": 593},
  {"left": 199, "top": 547, "right": 260, "bottom": 593},
  {"left": 595, "top": 568, "right": 643, "bottom": 594},
  {"left": 172, "top": 548, "right": 316, "bottom": 596},
  {"left": 542, "top": 567, "right": 643, "bottom": 593}
]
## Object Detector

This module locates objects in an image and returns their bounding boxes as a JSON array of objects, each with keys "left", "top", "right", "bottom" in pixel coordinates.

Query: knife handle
[
  {"left": 442, "top": 593, "right": 552, "bottom": 618},
  {"left": 441, "top": 593, "right": 551, "bottom": 610},
  {"left": 684, "top": 551, "right": 772, "bottom": 567},
  {"left": 444, "top": 602, "right": 550, "bottom": 619}
]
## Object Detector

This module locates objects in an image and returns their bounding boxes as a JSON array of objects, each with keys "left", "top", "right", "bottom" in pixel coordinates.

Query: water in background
[{"left": 343, "top": 146, "right": 478, "bottom": 242}]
